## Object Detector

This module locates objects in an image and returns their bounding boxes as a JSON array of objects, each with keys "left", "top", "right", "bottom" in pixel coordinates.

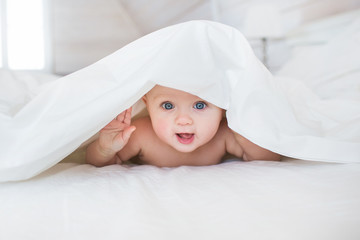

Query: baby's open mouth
[{"left": 176, "top": 133, "right": 195, "bottom": 144}]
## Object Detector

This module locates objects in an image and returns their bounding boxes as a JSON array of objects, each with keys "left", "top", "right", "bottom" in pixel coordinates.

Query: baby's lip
[
  {"left": 176, "top": 133, "right": 194, "bottom": 139},
  {"left": 176, "top": 133, "right": 195, "bottom": 144}
]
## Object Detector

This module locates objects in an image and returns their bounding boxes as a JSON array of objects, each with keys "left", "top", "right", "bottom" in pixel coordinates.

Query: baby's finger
[
  {"left": 116, "top": 107, "right": 132, "bottom": 123},
  {"left": 102, "top": 121, "right": 129, "bottom": 131},
  {"left": 124, "top": 107, "right": 132, "bottom": 125},
  {"left": 114, "top": 126, "right": 136, "bottom": 144},
  {"left": 123, "top": 125, "right": 136, "bottom": 141},
  {"left": 116, "top": 110, "right": 126, "bottom": 122}
]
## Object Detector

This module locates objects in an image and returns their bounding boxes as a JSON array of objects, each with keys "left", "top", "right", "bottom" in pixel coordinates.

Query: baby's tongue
[{"left": 178, "top": 133, "right": 193, "bottom": 139}]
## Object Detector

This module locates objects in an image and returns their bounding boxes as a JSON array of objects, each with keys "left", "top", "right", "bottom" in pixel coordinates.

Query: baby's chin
[
  {"left": 169, "top": 141, "right": 201, "bottom": 153},
  {"left": 173, "top": 146, "right": 197, "bottom": 153}
]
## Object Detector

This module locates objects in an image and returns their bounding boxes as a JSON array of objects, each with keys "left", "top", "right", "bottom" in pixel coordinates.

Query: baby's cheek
[
  {"left": 153, "top": 118, "right": 172, "bottom": 139},
  {"left": 200, "top": 119, "right": 220, "bottom": 141}
]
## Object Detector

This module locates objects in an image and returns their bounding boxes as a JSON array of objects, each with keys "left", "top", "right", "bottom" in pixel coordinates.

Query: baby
[{"left": 86, "top": 85, "right": 281, "bottom": 167}]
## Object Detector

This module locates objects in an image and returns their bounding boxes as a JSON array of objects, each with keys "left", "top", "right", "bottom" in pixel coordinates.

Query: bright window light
[{"left": 6, "top": 0, "right": 44, "bottom": 69}]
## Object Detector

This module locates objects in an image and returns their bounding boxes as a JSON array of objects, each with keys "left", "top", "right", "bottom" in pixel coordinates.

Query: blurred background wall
[{"left": 1, "top": 0, "right": 360, "bottom": 75}]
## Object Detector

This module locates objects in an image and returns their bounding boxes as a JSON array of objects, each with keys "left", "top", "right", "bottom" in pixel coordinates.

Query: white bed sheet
[{"left": 1, "top": 158, "right": 359, "bottom": 240}]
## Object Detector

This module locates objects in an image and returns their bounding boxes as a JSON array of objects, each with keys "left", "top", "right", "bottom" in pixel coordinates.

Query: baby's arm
[
  {"left": 232, "top": 132, "right": 281, "bottom": 161},
  {"left": 86, "top": 108, "right": 136, "bottom": 167},
  {"left": 223, "top": 120, "right": 281, "bottom": 161}
]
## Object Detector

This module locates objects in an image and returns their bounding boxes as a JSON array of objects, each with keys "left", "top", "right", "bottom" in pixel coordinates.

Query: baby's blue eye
[
  {"left": 162, "top": 102, "right": 174, "bottom": 110},
  {"left": 194, "top": 101, "right": 206, "bottom": 110}
]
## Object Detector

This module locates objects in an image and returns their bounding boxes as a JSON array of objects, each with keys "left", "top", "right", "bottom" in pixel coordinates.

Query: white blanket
[
  {"left": 0, "top": 20, "right": 359, "bottom": 182},
  {"left": 1, "top": 159, "right": 360, "bottom": 240}
]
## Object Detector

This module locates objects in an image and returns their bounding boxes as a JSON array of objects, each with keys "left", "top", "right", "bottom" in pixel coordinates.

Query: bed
[
  {"left": 1, "top": 159, "right": 360, "bottom": 240},
  {"left": 1, "top": 11, "right": 360, "bottom": 240}
]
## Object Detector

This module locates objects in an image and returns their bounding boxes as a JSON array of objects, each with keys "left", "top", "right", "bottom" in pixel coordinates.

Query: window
[{"left": 0, "top": 0, "right": 47, "bottom": 70}]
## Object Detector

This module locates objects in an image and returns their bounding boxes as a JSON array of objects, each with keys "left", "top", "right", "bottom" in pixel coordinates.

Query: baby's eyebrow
[{"left": 153, "top": 94, "right": 171, "bottom": 101}]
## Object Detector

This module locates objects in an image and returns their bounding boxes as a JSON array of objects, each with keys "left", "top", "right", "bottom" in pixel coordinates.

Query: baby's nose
[{"left": 176, "top": 113, "right": 193, "bottom": 125}]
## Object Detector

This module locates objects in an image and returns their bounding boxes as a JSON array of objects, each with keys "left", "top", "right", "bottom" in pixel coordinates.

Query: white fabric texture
[
  {"left": 0, "top": 20, "right": 359, "bottom": 182},
  {"left": 1, "top": 159, "right": 360, "bottom": 240}
]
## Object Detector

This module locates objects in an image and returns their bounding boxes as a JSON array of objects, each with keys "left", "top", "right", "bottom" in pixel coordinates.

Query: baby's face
[{"left": 143, "top": 85, "right": 223, "bottom": 153}]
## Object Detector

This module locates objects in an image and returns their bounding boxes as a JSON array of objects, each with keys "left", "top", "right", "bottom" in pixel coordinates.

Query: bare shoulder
[
  {"left": 220, "top": 119, "right": 245, "bottom": 158},
  {"left": 132, "top": 116, "right": 152, "bottom": 129},
  {"left": 117, "top": 116, "right": 153, "bottom": 161},
  {"left": 128, "top": 116, "right": 155, "bottom": 143},
  {"left": 219, "top": 119, "right": 281, "bottom": 161}
]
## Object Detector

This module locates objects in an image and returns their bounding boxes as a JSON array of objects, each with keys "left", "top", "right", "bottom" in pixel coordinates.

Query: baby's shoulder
[
  {"left": 217, "top": 118, "right": 233, "bottom": 138},
  {"left": 210, "top": 118, "right": 235, "bottom": 147},
  {"left": 131, "top": 116, "right": 155, "bottom": 139},
  {"left": 132, "top": 116, "right": 152, "bottom": 128},
  {"left": 219, "top": 119, "right": 244, "bottom": 158}
]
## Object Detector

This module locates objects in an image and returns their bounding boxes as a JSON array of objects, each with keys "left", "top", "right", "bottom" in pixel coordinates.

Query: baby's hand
[{"left": 98, "top": 108, "right": 136, "bottom": 155}]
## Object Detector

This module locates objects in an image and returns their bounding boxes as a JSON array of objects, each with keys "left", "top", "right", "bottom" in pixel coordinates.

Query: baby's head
[{"left": 142, "top": 85, "right": 223, "bottom": 153}]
